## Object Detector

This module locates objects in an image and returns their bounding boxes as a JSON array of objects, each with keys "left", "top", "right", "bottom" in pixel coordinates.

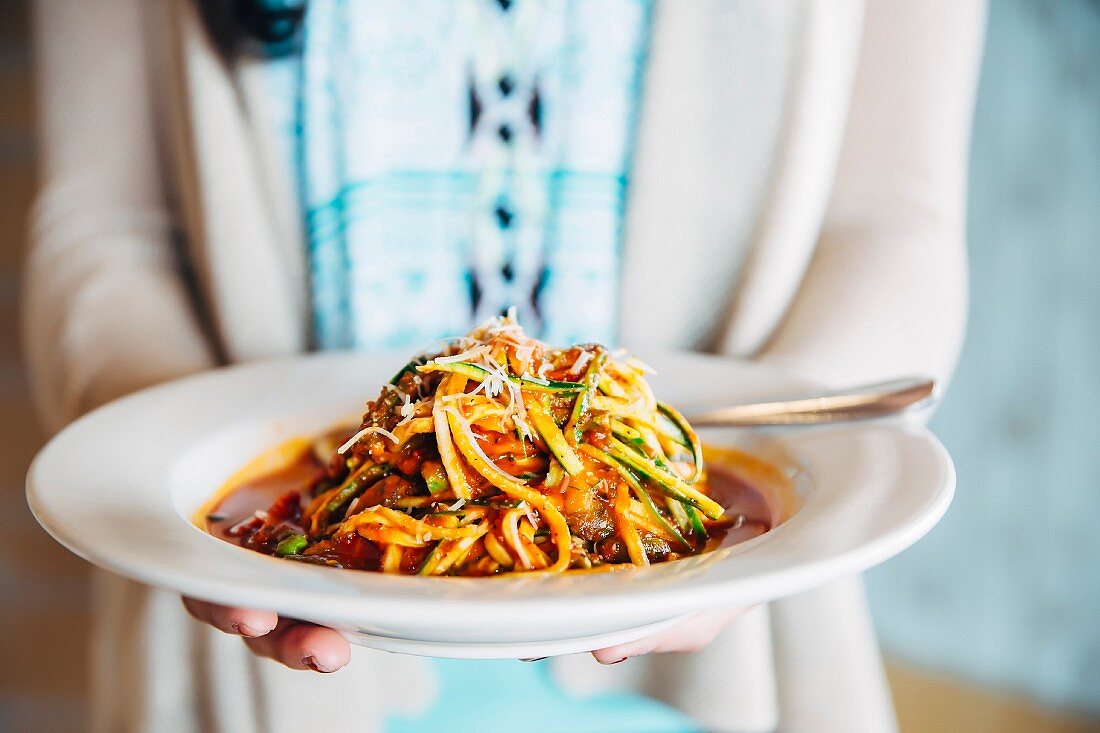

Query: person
[{"left": 24, "top": 0, "right": 985, "bottom": 731}]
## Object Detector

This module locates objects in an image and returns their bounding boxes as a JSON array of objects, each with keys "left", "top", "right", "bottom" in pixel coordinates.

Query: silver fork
[{"left": 684, "top": 377, "right": 936, "bottom": 427}]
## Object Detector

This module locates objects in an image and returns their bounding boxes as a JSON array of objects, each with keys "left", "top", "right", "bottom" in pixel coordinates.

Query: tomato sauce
[{"left": 203, "top": 440, "right": 793, "bottom": 568}]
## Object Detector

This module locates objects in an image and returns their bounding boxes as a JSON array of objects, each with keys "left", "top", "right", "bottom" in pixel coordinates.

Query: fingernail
[
  {"left": 303, "top": 655, "right": 336, "bottom": 673},
  {"left": 231, "top": 622, "right": 263, "bottom": 637},
  {"left": 520, "top": 657, "right": 547, "bottom": 663},
  {"left": 610, "top": 657, "right": 628, "bottom": 664}
]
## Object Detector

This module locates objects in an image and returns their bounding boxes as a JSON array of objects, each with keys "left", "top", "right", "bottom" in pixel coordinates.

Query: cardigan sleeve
[
  {"left": 24, "top": 0, "right": 217, "bottom": 434},
  {"left": 763, "top": 4, "right": 987, "bottom": 731},
  {"left": 754, "top": 0, "right": 987, "bottom": 392}
]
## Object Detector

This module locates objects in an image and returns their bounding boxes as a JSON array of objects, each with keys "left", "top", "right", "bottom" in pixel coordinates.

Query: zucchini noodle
[{"left": 222, "top": 315, "right": 730, "bottom": 575}]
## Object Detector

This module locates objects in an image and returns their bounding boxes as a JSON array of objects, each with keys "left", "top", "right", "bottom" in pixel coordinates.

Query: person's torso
[
  {"left": 166, "top": 0, "right": 831, "bottom": 363},
  {"left": 122, "top": 2, "right": 869, "bottom": 730}
]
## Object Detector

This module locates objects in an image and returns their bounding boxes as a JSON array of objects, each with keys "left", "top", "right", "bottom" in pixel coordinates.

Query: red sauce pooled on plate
[{"left": 204, "top": 443, "right": 788, "bottom": 572}]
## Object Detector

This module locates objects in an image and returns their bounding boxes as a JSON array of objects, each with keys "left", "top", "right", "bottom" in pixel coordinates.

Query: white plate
[{"left": 26, "top": 351, "right": 954, "bottom": 659}]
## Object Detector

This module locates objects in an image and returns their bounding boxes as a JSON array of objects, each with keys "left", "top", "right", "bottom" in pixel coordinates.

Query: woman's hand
[
  {"left": 182, "top": 598, "right": 352, "bottom": 673},
  {"left": 589, "top": 607, "right": 747, "bottom": 664},
  {"left": 184, "top": 598, "right": 745, "bottom": 671}
]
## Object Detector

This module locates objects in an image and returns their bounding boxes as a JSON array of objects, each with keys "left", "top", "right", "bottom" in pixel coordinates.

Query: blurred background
[{"left": 0, "top": 1, "right": 1097, "bottom": 731}]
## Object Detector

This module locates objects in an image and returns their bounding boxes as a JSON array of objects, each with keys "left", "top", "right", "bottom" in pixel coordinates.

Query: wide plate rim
[{"left": 26, "top": 350, "right": 955, "bottom": 643}]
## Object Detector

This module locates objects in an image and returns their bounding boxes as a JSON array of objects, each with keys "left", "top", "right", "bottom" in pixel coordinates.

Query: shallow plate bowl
[{"left": 27, "top": 351, "right": 954, "bottom": 658}]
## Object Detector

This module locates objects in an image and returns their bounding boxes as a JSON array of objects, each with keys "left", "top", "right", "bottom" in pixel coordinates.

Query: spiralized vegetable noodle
[{"left": 207, "top": 315, "right": 746, "bottom": 576}]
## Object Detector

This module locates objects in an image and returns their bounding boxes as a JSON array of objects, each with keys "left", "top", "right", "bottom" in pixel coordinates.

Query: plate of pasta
[{"left": 26, "top": 315, "right": 954, "bottom": 658}]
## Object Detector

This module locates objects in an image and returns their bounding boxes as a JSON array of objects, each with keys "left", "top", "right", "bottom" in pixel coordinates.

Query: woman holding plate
[{"left": 24, "top": 0, "right": 984, "bottom": 731}]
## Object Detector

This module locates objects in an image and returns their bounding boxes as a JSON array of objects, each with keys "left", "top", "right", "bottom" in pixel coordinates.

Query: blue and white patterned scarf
[{"left": 265, "top": 0, "right": 652, "bottom": 351}]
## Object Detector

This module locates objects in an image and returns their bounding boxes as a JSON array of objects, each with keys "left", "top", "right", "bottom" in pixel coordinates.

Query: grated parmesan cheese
[
  {"left": 394, "top": 393, "right": 416, "bottom": 427},
  {"left": 433, "top": 345, "right": 490, "bottom": 365},
  {"left": 513, "top": 342, "right": 536, "bottom": 369},
  {"left": 480, "top": 355, "right": 510, "bottom": 399},
  {"left": 475, "top": 311, "right": 525, "bottom": 342},
  {"left": 568, "top": 350, "right": 594, "bottom": 376},
  {"left": 338, "top": 426, "right": 400, "bottom": 454}
]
